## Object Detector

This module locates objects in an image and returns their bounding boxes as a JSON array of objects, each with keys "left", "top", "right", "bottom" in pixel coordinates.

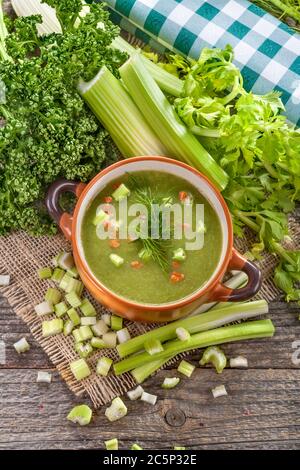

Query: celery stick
[
  {"left": 132, "top": 357, "right": 172, "bottom": 384},
  {"left": 117, "top": 300, "right": 269, "bottom": 358},
  {"left": 119, "top": 55, "right": 228, "bottom": 191},
  {"left": 114, "top": 320, "right": 275, "bottom": 375}
]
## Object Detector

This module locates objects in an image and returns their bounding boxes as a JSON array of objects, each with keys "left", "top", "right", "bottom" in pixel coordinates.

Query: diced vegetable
[
  {"left": 111, "top": 315, "right": 123, "bottom": 331},
  {"left": 90, "top": 337, "right": 106, "bottom": 349},
  {"left": 78, "top": 325, "right": 93, "bottom": 341},
  {"left": 51, "top": 268, "right": 65, "bottom": 283},
  {"left": 103, "top": 332, "right": 117, "bottom": 348},
  {"left": 102, "top": 313, "right": 111, "bottom": 326},
  {"left": 67, "top": 404, "right": 92, "bottom": 426},
  {"left": 131, "top": 443, "right": 143, "bottom": 450},
  {"left": 81, "top": 317, "right": 97, "bottom": 326},
  {"left": 200, "top": 346, "right": 227, "bottom": 374},
  {"left": 35, "top": 301, "right": 54, "bottom": 316},
  {"left": 75, "top": 342, "right": 93, "bottom": 359},
  {"left": 70, "top": 358, "right": 91, "bottom": 381},
  {"left": 105, "top": 397, "right": 127, "bottom": 422},
  {"left": 36, "top": 371, "right": 52, "bottom": 383},
  {"left": 105, "top": 438, "right": 118, "bottom": 450},
  {"left": 212, "top": 385, "right": 228, "bottom": 398},
  {"left": 59, "top": 273, "right": 72, "bottom": 291},
  {"left": 144, "top": 339, "right": 164, "bottom": 356},
  {"left": 54, "top": 301, "right": 68, "bottom": 318},
  {"left": 0, "top": 274, "right": 10, "bottom": 286},
  {"left": 91, "top": 320, "right": 109, "bottom": 337},
  {"left": 45, "top": 288, "right": 62, "bottom": 305},
  {"left": 109, "top": 254, "right": 124, "bottom": 267},
  {"left": 162, "top": 377, "right": 180, "bottom": 389},
  {"left": 72, "top": 328, "right": 83, "bottom": 343},
  {"left": 67, "top": 308, "right": 81, "bottom": 326},
  {"left": 172, "top": 248, "right": 186, "bottom": 261},
  {"left": 80, "top": 298, "right": 96, "bottom": 317},
  {"left": 57, "top": 252, "right": 74, "bottom": 270},
  {"left": 177, "top": 360, "right": 195, "bottom": 378},
  {"left": 176, "top": 327, "right": 190, "bottom": 342},
  {"left": 42, "top": 319, "right": 63, "bottom": 337},
  {"left": 65, "top": 291, "right": 82, "bottom": 308},
  {"left": 93, "top": 209, "right": 109, "bottom": 226},
  {"left": 174, "top": 446, "right": 186, "bottom": 450},
  {"left": 96, "top": 356, "right": 113, "bottom": 376},
  {"left": 13, "top": 337, "right": 30, "bottom": 354},
  {"left": 38, "top": 267, "right": 52, "bottom": 280},
  {"left": 67, "top": 266, "right": 79, "bottom": 278},
  {"left": 64, "top": 320, "right": 74, "bottom": 336},
  {"left": 127, "top": 385, "right": 144, "bottom": 401},
  {"left": 230, "top": 356, "right": 248, "bottom": 368},
  {"left": 112, "top": 183, "right": 130, "bottom": 201},
  {"left": 65, "top": 278, "right": 83, "bottom": 296},
  {"left": 119, "top": 55, "right": 228, "bottom": 191},
  {"left": 117, "top": 328, "right": 131, "bottom": 344},
  {"left": 141, "top": 391, "right": 157, "bottom": 405}
]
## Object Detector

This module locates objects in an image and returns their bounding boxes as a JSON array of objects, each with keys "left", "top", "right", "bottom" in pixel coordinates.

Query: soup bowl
[{"left": 46, "top": 156, "right": 261, "bottom": 323}]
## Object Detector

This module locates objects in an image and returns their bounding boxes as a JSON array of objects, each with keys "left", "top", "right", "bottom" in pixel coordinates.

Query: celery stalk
[
  {"left": 79, "top": 66, "right": 169, "bottom": 158},
  {"left": 117, "top": 300, "right": 269, "bottom": 358},
  {"left": 131, "top": 358, "right": 171, "bottom": 384},
  {"left": 119, "top": 55, "right": 229, "bottom": 191},
  {"left": 114, "top": 320, "right": 275, "bottom": 375}
]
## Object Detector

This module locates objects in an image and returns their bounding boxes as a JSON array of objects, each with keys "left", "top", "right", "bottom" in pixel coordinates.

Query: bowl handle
[
  {"left": 45, "top": 179, "right": 86, "bottom": 241},
  {"left": 211, "top": 248, "right": 262, "bottom": 302}
]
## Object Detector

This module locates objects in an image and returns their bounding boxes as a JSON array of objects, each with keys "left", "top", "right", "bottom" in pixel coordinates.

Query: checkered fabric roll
[{"left": 102, "top": 0, "right": 300, "bottom": 126}]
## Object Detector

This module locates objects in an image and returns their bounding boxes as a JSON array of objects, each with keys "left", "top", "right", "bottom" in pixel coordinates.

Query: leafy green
[{"left": 0, "top": 0, "right": 125, "bottom": 235}]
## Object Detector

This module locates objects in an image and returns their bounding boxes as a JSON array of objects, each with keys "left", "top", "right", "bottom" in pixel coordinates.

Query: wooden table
[{"left": 1, "top": 294, "right": 299, "bottom": 450}]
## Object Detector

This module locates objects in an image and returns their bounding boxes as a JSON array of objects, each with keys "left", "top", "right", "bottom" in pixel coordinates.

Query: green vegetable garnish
[
  {"left": 67, "top": 404, "right": 92, "bottom": 426},
  {"left": 200, "top": 346, "right": 227, "bottom": 374}
]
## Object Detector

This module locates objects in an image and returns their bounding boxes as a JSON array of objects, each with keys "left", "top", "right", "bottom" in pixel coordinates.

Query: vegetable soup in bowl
[{"left": 46, "top": 157, "right": 261, "bottom": 323}]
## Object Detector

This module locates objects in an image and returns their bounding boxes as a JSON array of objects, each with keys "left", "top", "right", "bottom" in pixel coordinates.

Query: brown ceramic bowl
[{"left": 46, "top": 156, "right": 261, "bottom": 323}]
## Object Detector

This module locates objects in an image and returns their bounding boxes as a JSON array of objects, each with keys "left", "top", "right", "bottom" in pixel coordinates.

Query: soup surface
[{"left": 81, "top": 171, "right": 222, "bottom": 304}]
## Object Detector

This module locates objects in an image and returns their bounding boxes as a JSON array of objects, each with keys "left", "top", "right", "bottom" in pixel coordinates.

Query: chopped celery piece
[
  {"left": 35, "top": 301, "right": 54, "bottom": 316},
  {"left": 144, "top": 339, "right": 164, "bottom": 356},
  {"left": 119, "top": 55, "right": 228, "bottom": 191},
  {"left": 14, "top": 337, "right": 30, "bottom": 354},
  {"left": 0, "top": 274, "right": 10, "bottom": 286},
  {"left": 141, "top": 391, "right": 157, "bottom": 405},
  {"left": 212, "top": 385, "right": 228, "bottom": 398},
  {"left": 81, "top": 316, "right": 97, "bottom": 326},
  {"left": 111, "top": 315, "right": 123, "bottom": 331},
  {"left": 80, "top": 66, "right": 168, "bottom": 158},
  {"left": 103, "top": 332, "right": 117, "bottom": 348},
  {"left": 70, "top": 358, "right": 91, "bottom": 380},
  {"left": 42, "top": 319, "right": 63, "bottom": 337},
  {"left": 67, "top": 308, "right": 81, "bottom": 326},
  {"left": 75, "top": 342, "right": 93, "bottom": 358},
  {"left": 176, "top": 327, "right": 190, "bottom": 342},
  {"left": 112, "top": 183, "right": 130, "bottom": 201},
  {"left": 80, "top": 298, "right": 96, "bottom": 317},
  {"left": 52, "top": 254, "right": 59, "bottom": 267},
  {"left": 67, "top": 266, "right": 79, "bottom": 278},
  {"left": 36, "top": 371, "right": 52, "bottom": 383},
  {"left": 174, "top": 446, "right": 186, "bottom": 450},
  {"left": 131, "top": 444, "right": 143, "bottom": 450},
  {"left": 79, "top": 325, "right": 93, "bottom": 341},
  {"left": 93, "top": 209, "right": 109, "bottom": 226},
  {"left": 127, "top": 385, "right": 144, "bottom": 401},
  {"left": 45, "top": 288, "right": 62, "bottom": 305},
  {"left": 138, "top": 248, "right": 151, "bottom": 261},
  {"left": 117, "top": 328, "right": 131, "bottom": 344},
  {"left": 102, "top": 313, "right": 111, "bottom": 326},
  {"left": 105, "top": 438, "right": 118, "bottom": 450},
  {"left": 65, "top": 291, "right": 82, "bottom": 308},
  {"left": 109, "top": 254, "right": 124, "bottom": 268},
  {"left": 105, "top": 397, "right": 127, "bottom": 422},
  {"left": 64, "top": 320, "right": 74, "bottom": 336},
  {"left": 90, "top": 337, "right": 106, "bottom": 349},
  {"left": 177, "top": 360, "right": 195, "bottom": 378},
  {"left": 72, "top": 328, "right": 83, "bottom": 343},
  {"left": 38, "top": 267, "right": 52, "bottom": 280},
  {"left": 96, "top": 356, "right": 113, "bottom": 376},
  {"left": 230, "top": 356, "right": 248, "bottom": 368},
  {"left": 54, "top": 301, "right": 68, "bottom": 318},
  {"left": 65, "top": 278, "right": 83, "bottom": 296},
  {"left": 162, "top": 377, "right": 180, "bottom": 389},
  {"left": 67, "top": 404, "right": 92, "bottom": 426},
  {"left": 59, "top": 273, "right": 72, "bottom": 291},
  {"left": 57, "top": 251, "right": 74, "bottom": 270},
  {"left": 172, "top": 248, "right": 186, "bottom": 261},
  {"left": 51, "top": 268, "right": 65, "bottom": 283},
  {"left": 200, "top": 346, "right": 227, "bottom": 374},
  {"left": 91, "top": 319, "right": 109, "bottom": 336}
]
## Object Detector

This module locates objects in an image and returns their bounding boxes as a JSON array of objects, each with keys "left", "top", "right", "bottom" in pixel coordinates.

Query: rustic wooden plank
[{"left": 0, "top": 368, "right": 299, "bottom": 449}]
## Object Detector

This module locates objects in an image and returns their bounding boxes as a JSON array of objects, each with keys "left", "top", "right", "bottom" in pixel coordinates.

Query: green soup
[{"left": 81, "top": 171, "right": 222, "bottom": 305}]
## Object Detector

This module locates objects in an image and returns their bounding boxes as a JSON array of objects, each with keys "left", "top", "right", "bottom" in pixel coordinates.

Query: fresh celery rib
[
  {"left": 117, "top": 300, "right": 268, "bottom": 358},
  {"left": 131, "top": 357, "right": 174, "bottom": 384},
  {"left": 119, "top": 55, "right": 229, "bottom": 191},
  {"left": 114, "top": 319, "right": 275, "bottom": 375},
  {"left": 79, "top": 66, "right": 169, "bottom": 158}
]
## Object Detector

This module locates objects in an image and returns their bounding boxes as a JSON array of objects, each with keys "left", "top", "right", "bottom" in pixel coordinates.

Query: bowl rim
[{"left": 72, "top": 156, "right": 233, "bottom": 311}]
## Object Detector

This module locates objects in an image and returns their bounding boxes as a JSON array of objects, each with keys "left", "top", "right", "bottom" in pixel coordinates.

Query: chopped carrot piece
[
  {"left": 172, "top": 260, "right": 180, "bottom": 269},
  {"left": 109, "top": 239, "right": 120, "bottom": 249},
  {"left": 104, "top": 196, "right": 113, "bottom": 203},
  {"left": 131, "top": 261, "right": 143, "bottom": 269},
  {"left": 179, "top": 191, "right": 188, "bottom": 201},
  {"left": 170, "top": 271, "right": 185, "bottom": 283}
]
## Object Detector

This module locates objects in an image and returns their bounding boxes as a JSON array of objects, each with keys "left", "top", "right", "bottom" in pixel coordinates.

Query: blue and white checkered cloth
[{"left": 101, "top": 0, "right": 300, "bottom": 126}]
